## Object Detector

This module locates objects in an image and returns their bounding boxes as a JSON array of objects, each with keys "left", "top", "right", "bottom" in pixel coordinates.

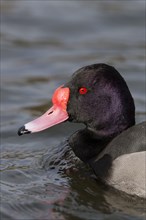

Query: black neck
[{"left": 68, "top": 128, "right": 114, "bottom": 163}]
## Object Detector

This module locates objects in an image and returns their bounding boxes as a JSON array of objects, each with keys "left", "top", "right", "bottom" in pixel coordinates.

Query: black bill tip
[{"left": 18, "top": 126, "right": 31, "bottom": 136}]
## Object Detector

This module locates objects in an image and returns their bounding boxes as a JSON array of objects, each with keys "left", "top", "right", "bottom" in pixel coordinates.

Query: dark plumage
[{"left": 18, "top": 63, "right": 146, "bottom": 198}]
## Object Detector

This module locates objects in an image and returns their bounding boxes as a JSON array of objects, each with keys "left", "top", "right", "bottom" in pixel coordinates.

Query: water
[{"left": 1, "top": 1, "right": 146, "bottom": 219}]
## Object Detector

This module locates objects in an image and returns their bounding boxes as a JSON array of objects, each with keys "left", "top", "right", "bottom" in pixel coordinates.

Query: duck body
[
  {"left": 18, "top": 63, "right": 146, "bottom": 198},
  {"left": 69, "top": 122, "right": 145, "bottom": 198}
]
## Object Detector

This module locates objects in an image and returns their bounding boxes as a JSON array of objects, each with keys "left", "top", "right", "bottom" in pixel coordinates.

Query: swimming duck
[{"left": 18, "top": 63, "right": 146, "bottom": 198}]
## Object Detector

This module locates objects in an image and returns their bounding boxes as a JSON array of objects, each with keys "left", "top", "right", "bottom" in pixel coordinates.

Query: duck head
[{"left": 18, "top": 63, "right": 135, "bottom": 138}]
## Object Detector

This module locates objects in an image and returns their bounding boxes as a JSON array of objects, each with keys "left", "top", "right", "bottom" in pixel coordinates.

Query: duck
[{"left": 18, "top": 63, "right": 146, "bottom": 198}]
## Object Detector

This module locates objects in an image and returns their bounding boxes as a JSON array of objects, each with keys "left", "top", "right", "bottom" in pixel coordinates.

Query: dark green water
[{"left": 1, "top": 1, "right": 146, "bottom": 220}]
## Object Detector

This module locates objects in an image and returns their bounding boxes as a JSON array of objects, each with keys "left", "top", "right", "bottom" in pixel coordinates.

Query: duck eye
[{"left": 79, "top": 87, "right": 88, "bottom": 95}]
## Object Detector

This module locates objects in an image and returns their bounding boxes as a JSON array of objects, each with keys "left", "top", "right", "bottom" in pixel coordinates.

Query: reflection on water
[{"left": 1, "top": 1, "right": 145, "bottom": 220}]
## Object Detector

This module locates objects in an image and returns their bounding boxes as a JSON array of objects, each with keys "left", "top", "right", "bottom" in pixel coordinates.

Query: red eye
[{"left": 79, "top": 87, "right": 88, "bottom": 95}]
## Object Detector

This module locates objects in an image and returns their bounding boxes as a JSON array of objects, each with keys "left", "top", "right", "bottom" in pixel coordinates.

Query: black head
[
  {"left": 18, "top": 63, "right": 135, "bottom": 164},
  {"left": 65, "top": 63, "right": 135, "bottom": 137},
  {"left": 18, "top": 63, "right": 135, "bottom": 138}
]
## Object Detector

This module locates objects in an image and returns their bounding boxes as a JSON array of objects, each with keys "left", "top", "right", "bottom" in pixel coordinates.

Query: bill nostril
[{"left": 48, "top": 111, "right": 53, "bottom": 115}]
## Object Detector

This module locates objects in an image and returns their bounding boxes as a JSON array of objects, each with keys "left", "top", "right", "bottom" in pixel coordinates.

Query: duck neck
[{"left": 68, "top": 128, "right": 114, "bottom": 163}]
